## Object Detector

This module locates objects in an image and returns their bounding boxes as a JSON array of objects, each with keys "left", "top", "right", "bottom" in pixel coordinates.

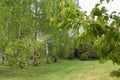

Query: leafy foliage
[
  {"left": 1, "top": 0, "right": 120, "bottom": 78},
  {"left": 77, "top": 42, "right": 100, "bottom": 60},
  {"left": 50, "top": 0, "right": 120, "bottom": 77}
]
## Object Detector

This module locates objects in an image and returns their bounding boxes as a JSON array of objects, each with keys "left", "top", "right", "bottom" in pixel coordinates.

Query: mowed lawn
[{"left": 0, "top": 60, "right": 120, "bottom": 80}]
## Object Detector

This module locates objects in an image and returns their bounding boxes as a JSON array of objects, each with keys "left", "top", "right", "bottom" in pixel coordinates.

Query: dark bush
[
  {"left": 76, "top": 42, "right": 100, "bottom": 60},
  {"left": 80, "top": 52, "right": 89, "bottom": 60},
  {"left": 80, "top": 52, "right": 100, "bottom": 60}
]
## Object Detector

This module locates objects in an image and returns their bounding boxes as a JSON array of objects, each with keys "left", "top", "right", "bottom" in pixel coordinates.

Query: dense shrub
[
  {"left": 80, "top": 52, "right": 89, "bottom": 60},
  {"left": 76, "top": 42, "right": 100, "bottom": 60}
]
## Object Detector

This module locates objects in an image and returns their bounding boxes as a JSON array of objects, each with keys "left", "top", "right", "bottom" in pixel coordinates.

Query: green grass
[{"left": 0, "top": 59, "right": 120, "bottom": 80}]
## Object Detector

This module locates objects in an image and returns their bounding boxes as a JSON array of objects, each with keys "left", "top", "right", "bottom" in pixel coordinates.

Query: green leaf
[
  {"left": 110, "top": 21, "right": 115, "bottom": 28},
  {"left": 95, "top": 4, "right": 100, "bottom": 7},
  {"left": 106, "top": 0, "right": 110, "bottom": 3},
  {"left": 100, "top": 0, "right": 104, "bottom": 3},
  {"left": 101, "top": 6, "right": 107, "bottom": 13},
  {"left": 94, "top": 7, "right": 102, "bottom": 16}
]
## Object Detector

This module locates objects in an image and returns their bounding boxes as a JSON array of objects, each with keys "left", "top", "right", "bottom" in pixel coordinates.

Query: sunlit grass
[{"left": 0, "top": 59, "right": 119, "bottom": 80}]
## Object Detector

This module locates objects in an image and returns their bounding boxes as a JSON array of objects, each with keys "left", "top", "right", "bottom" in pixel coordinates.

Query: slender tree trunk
[
  {"left": 16, "top": 29, "right": 23, "bottom": 68},
  {"left": 33, "top": 49, "right": 38, "bottom": 66},
  {"left": 1, "top": 55, "right": 4, "bottom": 64},
  {"left": 25, "top": 57, "right": 29, "bottom": 66},
  {"left": 4, "top": 16, "right": 9, "bottom": 64},
  {"left": 46, "top": 40, "right": 49, "bottom": 63},
  {"left": 0, "top": 52, "right": 4, "bottom": 64},
  {"left": 33, "top": 1, "right": 39, "bottom": 66},
  {"left": 33, "top": 33, "right": 38, "bottom": 66}
]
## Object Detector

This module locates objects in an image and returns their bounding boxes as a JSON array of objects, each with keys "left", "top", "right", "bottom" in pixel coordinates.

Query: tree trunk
[
  {"left": 1, "top": 56, "right": 4, "bottom": 64},
  {"left": 33, "top": 33, "right": 38, "bottom": 66},
  {"left": 0, "top": 52, "right": 4, "bottom": 64},
  {"left": 53, "top": 56, "right": 57, "bottom": 63},
  {"left": 25, "top": 57, "right": 29, "bottom": 66},
  {"left": 46, "top": 41, "right": 49, "bottom": 63},
  {"left": 32, "top": 1, "right": 39, "bottom": 66},
  {"left": 33, "top": 49, "right": 38, "bottom": 66}
]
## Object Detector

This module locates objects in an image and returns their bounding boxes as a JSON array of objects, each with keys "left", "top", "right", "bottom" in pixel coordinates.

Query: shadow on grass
[
  {"left": 0, "top": 65, "right": 47, "bottom": 79},
  {"left": 0, "top": 65, "right": 19, "bottom": 78}
]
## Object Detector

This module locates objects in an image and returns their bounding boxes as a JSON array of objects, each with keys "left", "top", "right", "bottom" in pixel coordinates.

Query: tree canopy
[{"left": 0, "top": 0, "right": 120, "bottom": 77}]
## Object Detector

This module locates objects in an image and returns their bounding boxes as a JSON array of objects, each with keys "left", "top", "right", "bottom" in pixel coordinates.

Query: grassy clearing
[{"left": 0, "top": 59, "right": 120, "bottom": 80}]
